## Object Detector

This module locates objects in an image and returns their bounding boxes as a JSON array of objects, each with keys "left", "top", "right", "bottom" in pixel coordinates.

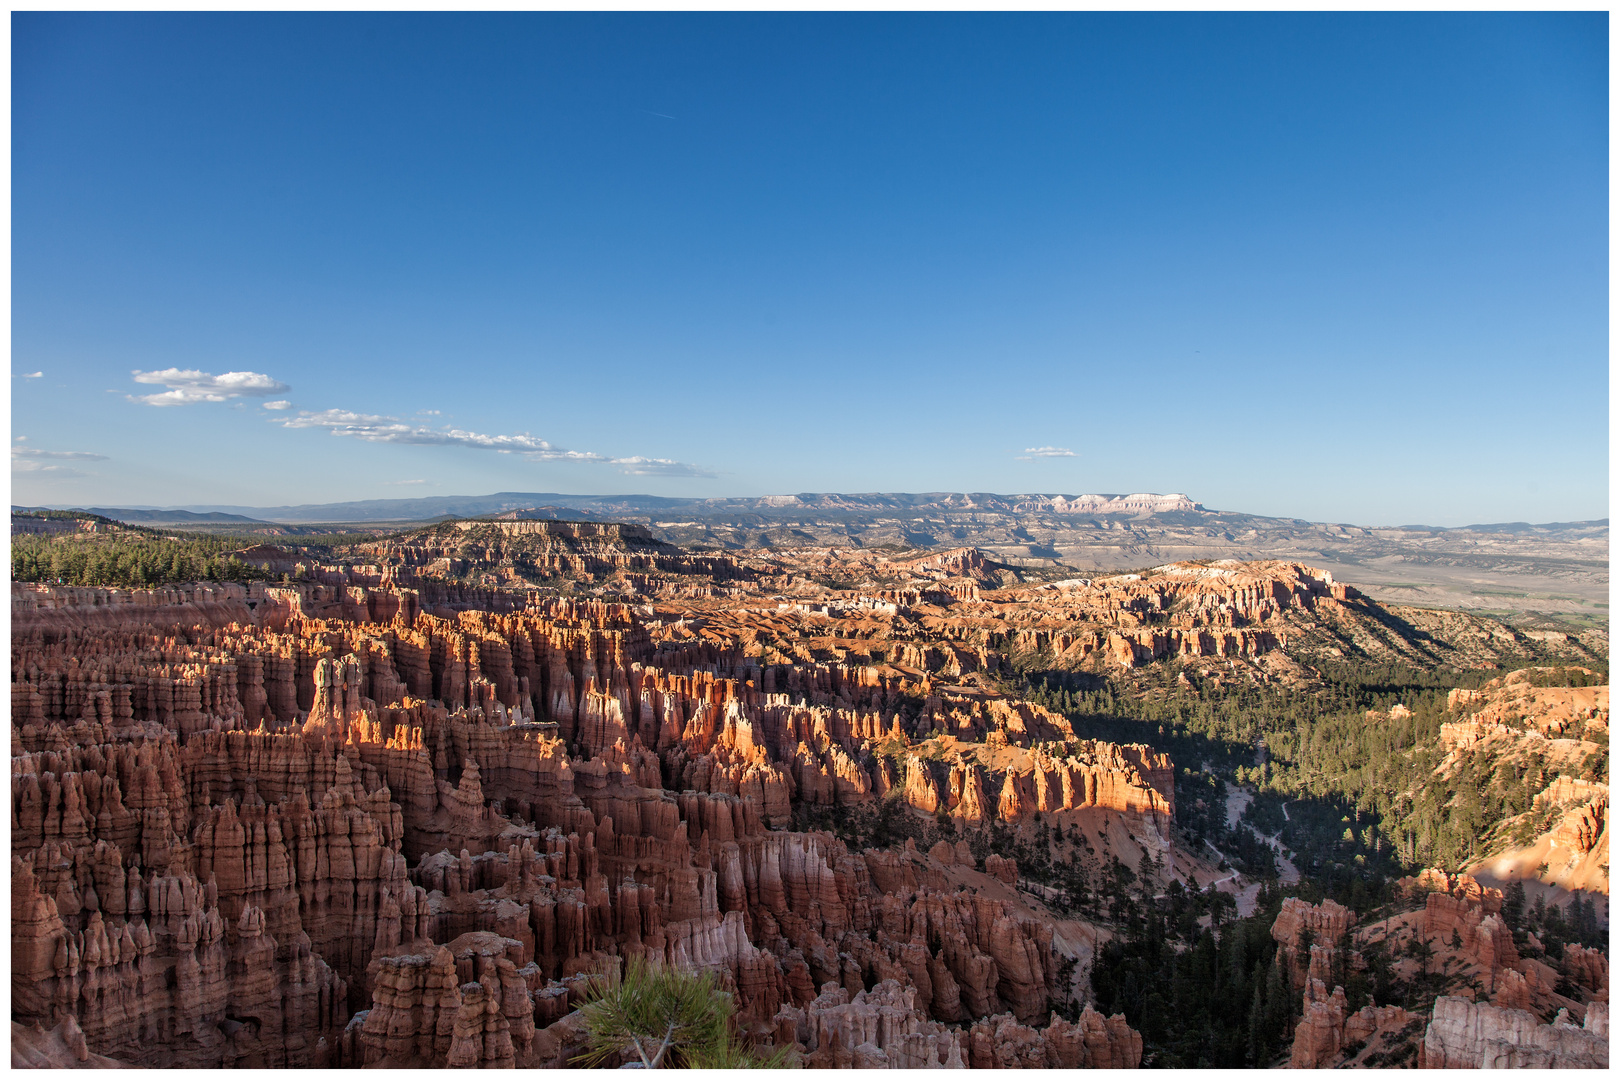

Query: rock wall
[
  {"left": 1270, "top": 897, "right": 1355, "bottom": 989},
  {"left": 1288, "top": 978, "right": 1421, "bottom": 1069},
  {"left": 1421, "top": 882, "right": 1519, "bottom": 976},
  {"left": 1421, "top": 996, "right": 1607, "bottom": 1068}
]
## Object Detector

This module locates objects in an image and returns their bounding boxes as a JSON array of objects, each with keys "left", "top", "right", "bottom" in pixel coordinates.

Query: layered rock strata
[
  {"left": 1279, "top": 877, "right": 1611, "bottom": 1069},
  {"left": 12, "top": 582, "right": 1156, "bottom": 1068},
  {"left": 1270, "top": 896, "right": 1355, "bottom": 989},
  {"left": 1289, "top": 978, "right": 1421, "bottom": 1069},
  {"left": 1420, "top": 996, "right": 1607, "bottom": 1068}
]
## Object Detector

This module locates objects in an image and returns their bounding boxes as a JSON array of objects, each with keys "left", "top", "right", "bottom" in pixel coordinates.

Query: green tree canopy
[{"left": 573, "top": 957, "right": 794, "bottom": 1069}]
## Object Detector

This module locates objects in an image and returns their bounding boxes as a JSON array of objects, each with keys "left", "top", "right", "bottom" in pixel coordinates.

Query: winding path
[{"left": 1219, "top": 787, "right": 1301, "bottom": 915}]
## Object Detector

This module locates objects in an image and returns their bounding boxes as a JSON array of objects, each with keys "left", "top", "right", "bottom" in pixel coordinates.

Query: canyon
[{"left": 10, "top": 519, "right": 1608, "bottom": 1068}]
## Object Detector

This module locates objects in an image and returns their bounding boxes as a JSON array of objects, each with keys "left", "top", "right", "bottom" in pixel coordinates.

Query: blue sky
[{"left": 11, "top": 12, "right": 1608, "bottom": 526}]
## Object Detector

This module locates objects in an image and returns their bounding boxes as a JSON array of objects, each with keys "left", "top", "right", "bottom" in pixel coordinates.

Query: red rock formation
[
  {"left": 1289, "top": 978, "right": 1349, "bottom": 1068},
  {"left": 963, "top": 1006, "right": 1142, "bottom": 1068},
  {"left": 1270, "top": 897, "right": 1355, "bottom": 988},
  {"left": 775, "top": 978, "right": 1139, "bottom": 1069},
  {"left": 1287, "top": 977, "right": 1421, "bottom": 1068},
  {"left": 12, "top": 571, "right": 1161, "bottom": 1068},
  {"left": 1418, "top": 875, "right": 1519, "bottom": 976},
  {"left": 1432, "top": 673, "right": 1610, "bottom": 896},
  {"left": 1491, "top": 967, "right": 1532, "bottom": 1011},
  {"left": 984, "top": 853, "right": 1018, "bottom": 884},
  {"left": 1340, "top": 1000, "right": 1423, "bottom": 1062},
  {"left": 778, "top": 979, "right": 966, "bottom": 1067},
  {"left": 359, "top": 944, "right": 466, "bottom": 1066},
  {"left": 10, "top": 847, "right": 348, "bottom": 1067},
  {"left": 1561, "top": 943, "right": 1609, "bottom": 997}
]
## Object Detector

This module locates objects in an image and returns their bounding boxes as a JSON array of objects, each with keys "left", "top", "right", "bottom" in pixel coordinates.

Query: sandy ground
[{"left": 1465, "top": 860, "right": 1609, "bottom": 922}]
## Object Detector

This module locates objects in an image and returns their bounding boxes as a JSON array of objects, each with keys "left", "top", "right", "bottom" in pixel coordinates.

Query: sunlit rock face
[
  {"left": 25, "top": 534, "right": 1588, "bottom": 1069},
  {"left": 1420, "top": 996, "right": 1607, "bottom": 1069},
  {"left": 12, "top": 563, "right": 1169, "bottom": 1068}
]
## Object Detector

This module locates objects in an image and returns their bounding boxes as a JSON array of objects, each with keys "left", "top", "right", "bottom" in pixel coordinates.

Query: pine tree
[
  {"left": 1258, "top": 948, "right": 1292, "bottom": 1064},
  {"left": 573, "top": 956, "right": 793, "bottom": 1068},
  {"left": 1502, "top": 880, "right": 1526, "bottom": 928}
]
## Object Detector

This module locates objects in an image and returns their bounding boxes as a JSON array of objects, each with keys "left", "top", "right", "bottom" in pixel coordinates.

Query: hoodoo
[{"left": 11, "top": 523, "right": 1607, "bottom": 1068}]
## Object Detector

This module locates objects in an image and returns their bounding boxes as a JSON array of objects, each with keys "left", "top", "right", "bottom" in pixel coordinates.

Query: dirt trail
[{"left": 1221, "top": 787, "right": 1301, "bottom": 915}]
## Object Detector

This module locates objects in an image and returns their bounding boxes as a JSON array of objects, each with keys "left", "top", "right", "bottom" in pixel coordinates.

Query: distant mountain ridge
[
  {"left": 23, "top": 491, "right": 1205, "bottom": 524},
  {"left": 13, "top": 492, "right": 1604, "bottom": 533},
  {"left": 11, "top": 505, "right": 269, "bottom": 524},
  {"left": 13, "top": 493, "right": 1606, "bottom": 626}
]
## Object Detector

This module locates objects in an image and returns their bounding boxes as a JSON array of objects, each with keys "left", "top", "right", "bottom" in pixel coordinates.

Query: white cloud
[
  {"left": 612, "top": 456, "right": 717, "bottom": 478},
  {"left": 16, "top": 371, "right": 42, "bottom": 379},
  {"left": 13, "top": 447, "right": 108, "bottom": 461},
  {"left": 1017, "top": 446, "right": 1077, "bottom": 460},
  {"left": 280, "top": 409, "right": 566, "bottom": 451},
  {"left": 11, "top": 446, "right": 107, "bottom": 477},
  {"left": 12, "top": 462, "right": 88, "bottom": 477},
  {"left": 130, "top": 368, "right": 291, "bottom": 406},
  {"left": 272, "top": 406, "right": 714, "bottom": 477},
  {"left": 126, "top": 370, "right": 711, "bottom": 476}
]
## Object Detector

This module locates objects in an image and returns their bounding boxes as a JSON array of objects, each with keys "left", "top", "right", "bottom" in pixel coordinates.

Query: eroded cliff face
[
  {"left": 18, "top": 538, "right": 1599, "bottom": 1070},
  {"left": 11, "top": 579, "right": 1155, "bottom": 1068},
  {"left": 1276, "top": 879, "right": 1610, "bottom": 1070},
  {"left": 1288, "top": 978, "right": 1421, "bottom": 1069},
  {"left": 770, "top": 977, "right": 1141, "bottom": 1068},
  {"left": 1271, "top": 896, "right": 1356, "bottom": 990},
  {"left": 1438, "top": 671, "right": 1610, "bottom": 897},
  {"left": 1420, "top": 996, "right": 1607, "bottom": 1068}
]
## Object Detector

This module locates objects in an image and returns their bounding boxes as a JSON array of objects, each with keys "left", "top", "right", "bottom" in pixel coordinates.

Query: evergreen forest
[{"left": 11, "top": 518, "right": 380, "bottom": 588}]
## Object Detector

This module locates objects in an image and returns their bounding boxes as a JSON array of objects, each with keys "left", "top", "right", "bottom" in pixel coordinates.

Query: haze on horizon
[{"left": 11, "top": 12, "right": 1608, "bottom": 529}]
